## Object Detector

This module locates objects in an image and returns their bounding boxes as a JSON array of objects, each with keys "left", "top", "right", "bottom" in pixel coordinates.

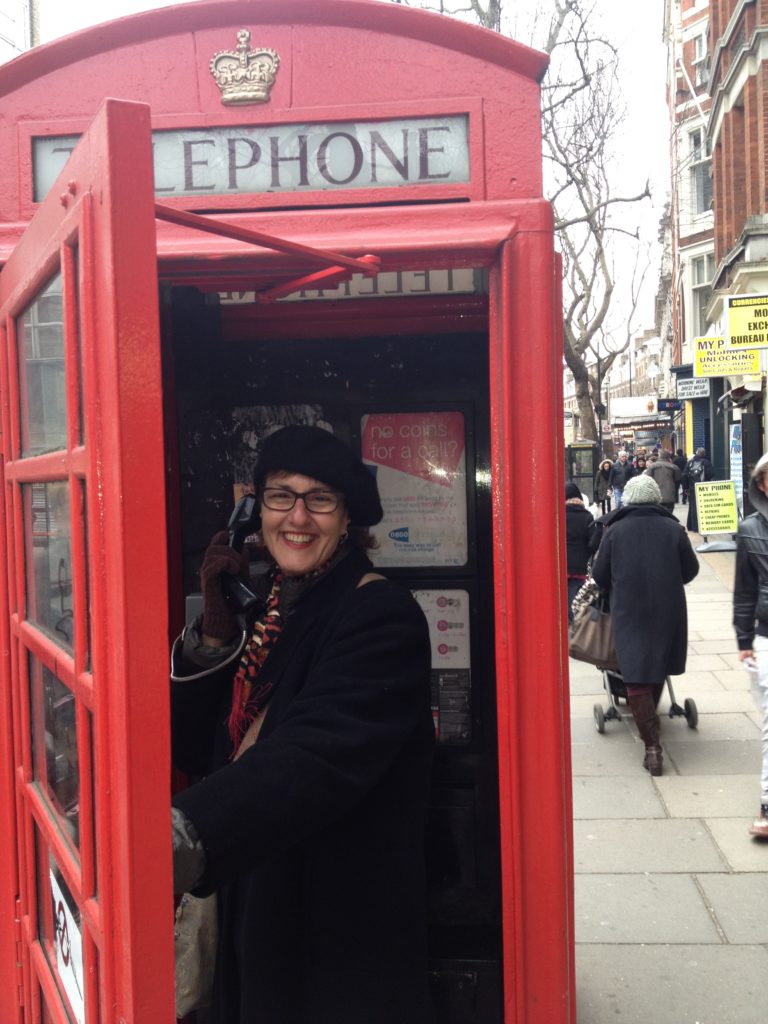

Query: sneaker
[{"left": 748, "top": 805, "right": 768, "bottom": 839}]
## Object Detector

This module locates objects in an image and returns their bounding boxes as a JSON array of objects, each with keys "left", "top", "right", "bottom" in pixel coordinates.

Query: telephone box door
[{"left": 0, "top": 99, "right": 174, "bottom": 1022}]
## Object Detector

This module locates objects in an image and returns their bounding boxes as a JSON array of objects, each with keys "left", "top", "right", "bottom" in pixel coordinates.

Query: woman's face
[
  {"left": 260, "top": 471, "right": 351, "bottom": 577},
  {"left": 756, "top": 472, "right": 768, "bottom": 497}
]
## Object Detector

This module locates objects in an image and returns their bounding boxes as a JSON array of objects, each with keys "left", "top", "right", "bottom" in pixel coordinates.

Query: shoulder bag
[{"left": 568, "top": 583, "right": 619, "bottom": 670}]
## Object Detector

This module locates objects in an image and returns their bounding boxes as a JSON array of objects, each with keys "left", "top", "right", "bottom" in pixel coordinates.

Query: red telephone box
[{"left": 0, "top": 3, "right": 574, "bottom": 1022}]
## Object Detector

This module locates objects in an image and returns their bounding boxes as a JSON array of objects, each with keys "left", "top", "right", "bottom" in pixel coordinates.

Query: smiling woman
[{"left": 169, "top": 424, "right": 436, "bottom": 1023}]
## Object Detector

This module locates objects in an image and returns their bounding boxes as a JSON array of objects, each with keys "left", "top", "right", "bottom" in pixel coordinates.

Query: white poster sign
[
  {"left": 362, "top": 411, "right": 467, "bottom": 567},
  {"left": 676, "top": 377, "right": 711, "bottom": 399},
  {"left": 413, "top": 588, "right": 472, "bottom": 745},
  {"left": 50, "top": 870, "right": 85, "bottom": 1024}
]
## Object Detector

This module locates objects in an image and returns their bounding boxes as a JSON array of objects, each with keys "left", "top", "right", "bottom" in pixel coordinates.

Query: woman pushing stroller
[{"left": 591, "top": 475, "right": 699, "bottom": 775}]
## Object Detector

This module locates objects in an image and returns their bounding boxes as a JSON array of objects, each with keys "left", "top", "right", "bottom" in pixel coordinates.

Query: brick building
[
  {"left": 665, "top": 0, "right": 718, "bottom": 465},
  {"left": 666, "top": 0, "right": 768, "bottom": 494},
  {"left": 707, "top": 0, "right": 768, "bottom": 491}
]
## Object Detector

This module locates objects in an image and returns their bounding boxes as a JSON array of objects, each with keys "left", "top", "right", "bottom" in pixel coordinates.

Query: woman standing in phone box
[{"left": 170, "top": 425, "right": 435, "bottom": 1022}]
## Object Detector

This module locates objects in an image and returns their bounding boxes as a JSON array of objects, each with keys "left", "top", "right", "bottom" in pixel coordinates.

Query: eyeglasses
[{"left": 261, "top": 487, "right": 342, "bottom": 514}]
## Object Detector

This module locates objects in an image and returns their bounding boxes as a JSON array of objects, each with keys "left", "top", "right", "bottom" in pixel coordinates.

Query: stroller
[{"left": 593, "top": 668, "right": 698, "bottom": 734}]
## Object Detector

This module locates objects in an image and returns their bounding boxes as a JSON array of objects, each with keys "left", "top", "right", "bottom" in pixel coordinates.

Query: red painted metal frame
[
  {"left": 489, "top": 226, "right": 575, "bottom": 1023},
  {"left": 0, "top": 100, "right": 175, "bottom": 1022}
]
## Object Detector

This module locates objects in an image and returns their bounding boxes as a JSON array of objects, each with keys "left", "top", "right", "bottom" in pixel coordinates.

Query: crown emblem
[{"left": 210, "top": 30, "right": 280, "bottom": 105}]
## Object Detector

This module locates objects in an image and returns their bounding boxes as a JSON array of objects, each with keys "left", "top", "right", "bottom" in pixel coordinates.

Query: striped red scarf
[{"left": 227, "top": 572, "right": 283, "bottom": 752}]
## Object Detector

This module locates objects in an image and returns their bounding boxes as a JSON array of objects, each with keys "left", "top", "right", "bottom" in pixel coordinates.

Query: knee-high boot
[{"left": 627, "top": 689, "right": 663, "bottom": 776}]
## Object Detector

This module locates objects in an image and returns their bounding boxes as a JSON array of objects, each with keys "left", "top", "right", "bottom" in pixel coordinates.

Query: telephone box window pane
[
  {"left": 81, "top": 481, "right": 92, "bottom": 671},
  {"left": 24, "top": 482, "right": 74, "bottom": 650},
  {"left": 35, "top": 831, "right": 86, "bottom": 1024},
  {"left": 18, "top": 273, "right": 67, "bottom": 456},
  {"left": 30, "top": 655, "right": 80, "bottom": 848}
]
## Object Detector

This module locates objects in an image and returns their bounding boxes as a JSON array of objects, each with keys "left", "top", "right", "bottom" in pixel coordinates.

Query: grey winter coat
[
  {"left": 645, "top": 458, "right": 681, "bottom": 504},
  {"left": 591, "top": 505, "right": 699, "bottom": 683}
]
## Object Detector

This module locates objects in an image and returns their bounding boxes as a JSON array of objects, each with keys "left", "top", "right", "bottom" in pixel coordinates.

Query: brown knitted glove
[{"left": 199, "top": 530, "right": 250, "bottom": 640}]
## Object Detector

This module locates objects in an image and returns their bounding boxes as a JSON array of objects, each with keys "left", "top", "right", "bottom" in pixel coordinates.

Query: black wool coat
[
  {"left": 591, "top": 505, "right": 699, "bottom": 684},
  {"left": 171, "top": 549, "right": 435, "bottom": 1024},
  {"left": 565, "top": 502, "right": 595, "bottom": 576}
]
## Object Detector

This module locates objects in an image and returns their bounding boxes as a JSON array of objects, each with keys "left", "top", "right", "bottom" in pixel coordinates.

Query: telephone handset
[{"left": 224, "top": 494, "right": 261, "bottom": 613}]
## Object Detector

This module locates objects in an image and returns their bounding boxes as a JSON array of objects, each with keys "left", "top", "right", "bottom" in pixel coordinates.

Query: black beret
[{"left": 253, "top": 425, "right": 383, "bottom": 527}]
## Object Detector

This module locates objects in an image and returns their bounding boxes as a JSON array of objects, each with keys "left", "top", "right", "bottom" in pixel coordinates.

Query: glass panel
[
  {"left": 72, "top": 247, "right": 84, "bottom": 446},
  {"left": 18, "top": 273, "right": 66, "bottom": 456},
  {"left": 30, "top": 654, "right": 80, "bottom": 848},
  {"left": 24, "top": 482, "right": 74, "bottom": 650},
  {"left": 36, "top": 831, "right": 85, "bottom": 1024},
  {"left": 86, "top": 710, "right": 97, "bottom": 895},
  {"left": 80, "top": 480, "right": 91, "bottom": 671}
]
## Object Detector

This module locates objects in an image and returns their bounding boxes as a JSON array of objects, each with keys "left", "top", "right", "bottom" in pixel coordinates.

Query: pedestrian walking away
[
  {"left": 593, "top": 458, "right": 613, "bottom": 515},
  {"left": 672, "top": 448, "right": 688, "bottom": 503},
  {"left": 565, "top": 481, "right": 595, "bottom": 622},
  {"left": 591, "top": 475, "right": 699, "bottom": 775},
  {"left": 608, "top": 450, "right": 635, "bottom": 510},
  {"left": 169, "top": 425, "right": 436, "bottom": 1023},
  {"left": 682, "top": 447, "right": 714, "bottom": 532},
  {"left": 645, "top": 448, "right": 682, "bottom": 512},
  {"left": 733, "top": 452, "right": 768, "bottom": 839}
]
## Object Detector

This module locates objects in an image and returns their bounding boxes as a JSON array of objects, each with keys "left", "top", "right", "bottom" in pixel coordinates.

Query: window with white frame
[
  {"left": 690, "top": 128, "right": 712, "bottom": 215},
  {"left": 691, "top": 252, "right": 715, "bottom": 337},
  {"left": 692, "top": 32, "right": 710, "bottom": 89}
]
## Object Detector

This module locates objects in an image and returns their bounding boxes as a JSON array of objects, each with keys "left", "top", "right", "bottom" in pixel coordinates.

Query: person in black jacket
[
  {"left": 673, "top": 448, "right": 688, "bottom": 503},
  {"left": 733, "top": 453, "right": 768, "bottom": 839},
  {"left": 682, "top": 447, "right": 715, "bottom": 531},
  {"left": 170, "top": 426, "right": 435, "bottom": 1023},
  {"left": 565, "top": 481, "right": 595, "bottom": 621},
  {"left": 592, "top": 475, "right": 699, "bottom": 775},
  {"left": 608, "top": 450, "right": 635, "bottom": 509}
]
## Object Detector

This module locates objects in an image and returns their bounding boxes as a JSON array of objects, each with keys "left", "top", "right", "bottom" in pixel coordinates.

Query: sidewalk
[{"left": 570, "top": 514, "right": 768, "bottom": 1024}]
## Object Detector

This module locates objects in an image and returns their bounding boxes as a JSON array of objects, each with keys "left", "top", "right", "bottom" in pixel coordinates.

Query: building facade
[
  {"left": 0, "top": 0, "right": 36, "bottom": 63},
  {"left": 665, "top": 0, "right": 719, "bottom": 465},
  {"left": 708, "top": 0, "right": 768, "bottom": 494}
]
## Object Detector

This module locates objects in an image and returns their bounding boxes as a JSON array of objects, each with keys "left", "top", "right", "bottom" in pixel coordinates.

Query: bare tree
[{"left": 388, "top": 0, "right": 653, "bottom": 443}]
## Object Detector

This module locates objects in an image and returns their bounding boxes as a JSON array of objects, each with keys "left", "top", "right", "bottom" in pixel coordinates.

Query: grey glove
[{"left": 171, "top": 805, "right": 206, "bottom": 895}]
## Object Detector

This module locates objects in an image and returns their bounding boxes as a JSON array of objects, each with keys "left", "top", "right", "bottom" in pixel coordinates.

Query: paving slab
[
  {"left": 696, "top": 872, "right": 768, "bottom": 943},
  {"left": 681, "top": 653, "right": 733, "bottom": 673},
  {"left": 572, "top": 776, "right": 666, "bottom": 820},
  {"left": 653, "top": 774, "right": 756, "bottom": 818},
  {"left": 575, "top": 873, "right": 721, "bottom": 943},
  {"left": 573, "top": 819, "right": 727, "bottom": 874},
  {"left": 569, "top": 693, "right": 632, "bottom": 720},
  {"left": 666, "top": 670, "right": 727, "bottom": 693},
  {"left": 664, "top": 738, "right": 762, "bottom": 775},
  {"left": 576, "top": 944, "right": 768, "bottom": 1024},
  {"left": 569, "top": 713, "right": 635, "bottom": 745},
  {"left": 568, "top": 672, "right": 608, "bottom": 696},
  {"left": 689, "top": 625, "right": 740, "bottom": 641},
  {"left": 571, "top": 739, "right": 649, "bottom": 778},
  {"left": 668, "top": 688, "right": 759, "bottom": 713},
  {"left": 704, "top": 818, "right": 768, "bottom": 871},
  {"left": 713, "top": 667, "right": 754, "bottom": 691},
  {"left": 719, "top": 651, "right": 749, "bottom": 670},
  {"left": 690, "top": 639, "right": 744, "bottom": 656},
  {"left": 657, "top": 712, "right": 759, "bottom": 743}
]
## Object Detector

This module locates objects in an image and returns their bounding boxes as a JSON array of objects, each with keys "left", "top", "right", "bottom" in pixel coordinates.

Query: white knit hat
[{"left": 622, "top": 475, "right": 662, "bottom": 505}]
